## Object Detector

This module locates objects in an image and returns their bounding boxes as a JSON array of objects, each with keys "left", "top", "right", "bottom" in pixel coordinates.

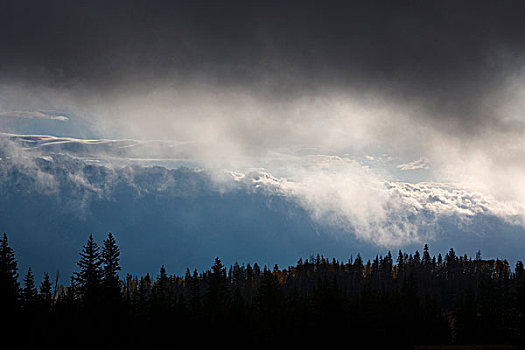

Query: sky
[{"left": 1, "top": 0, "right": 525, "bottom": 266}]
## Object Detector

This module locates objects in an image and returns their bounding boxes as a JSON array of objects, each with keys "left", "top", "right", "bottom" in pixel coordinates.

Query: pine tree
[
  {"left": 204, "top": 257, "right": 230, "bottom": 318},
  {"left": 22, "top": 267, "right": 37, "bottom": 308},
  {"left": 74, "top": 234, "right": 103, "bottom": 306},
  {"left": 102, "top": 232, "right": 121, "bottom": 303},
  {"left": 414, "top": 250, "right": 421, "bottom": 265},
  {"left": 190, "top": 268, "right": 201, "bottom": 313},
  {"left": 0, "top": 233, "right": 19, "bottom": 312},
  {"left": 422, "top": 244, "right": 431, "bottom": 266},
  {"left": 397, "top": 250, "right": 405, "bottom": 278},
  {"left": 39, "top": 272, "right": 53, "bottom": 312},
  {"left": 152, "top": 265, "right": 171, "bottom": 311},
  {"left": 476, "top": 250, "right": 482, "bottom": 261},
  {"left": 516, "top": 261, "right": 524, "bottom": 279},
  {"left": 354, "top": 253, "right": 364, "bottom": 278},
  {"left": 137, "top": 274, "right": 152, "bottom": 314},
  {"left": 64, "top": 276, "right": 79, "bottom": 309}
]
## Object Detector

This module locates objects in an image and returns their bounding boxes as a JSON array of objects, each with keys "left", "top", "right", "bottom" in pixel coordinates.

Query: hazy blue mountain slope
[
  {"left": 1, "top": 149, "right": 524, "bottom": 283},
  {"left": 0, "top": 157, "right": 378, "bottom": 280}
]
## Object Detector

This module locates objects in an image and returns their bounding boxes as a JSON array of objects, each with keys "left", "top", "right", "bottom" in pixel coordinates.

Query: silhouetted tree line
[{"left": 2, "top": 233, "right": 525, "bottom": 348}]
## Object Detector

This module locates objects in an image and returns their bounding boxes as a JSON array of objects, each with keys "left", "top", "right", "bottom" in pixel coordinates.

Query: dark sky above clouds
[{"left": 2, "top": 0, "right": 525, "bottom": 106}]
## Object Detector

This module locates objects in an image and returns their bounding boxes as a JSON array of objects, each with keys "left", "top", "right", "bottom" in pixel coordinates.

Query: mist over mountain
[
  {"left": 1, "top": 132, "right": 524, "bottom": 283},
  {"left": 0, "top": 143, "right": 363, "bottom": 280}
]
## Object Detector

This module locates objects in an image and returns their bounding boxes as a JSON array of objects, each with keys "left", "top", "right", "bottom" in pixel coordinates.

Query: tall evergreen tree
[
  {"left": 190, "top": 268, "right": 201, "bottom": 313},
  {"left": 422, "top": 244, "right": 431, "bottom": 267},
  {"left": 0, "top": 233, "right": 19, "bottom": 312},
  {"left": 39, "top": 272, "right": 53, "bottom": 312},
  {"left": 516, "top": 261, "right": 524, "bottom": 279},
  {"left": 204, "top": 257, "right": 230, "bottom": 318},
  {"left": 102, "top": 232, "right": 121, "bottom": 303},
  {"left": 152, "top": 265, "right": 171, "bottom": 311},
  {"left": 74, "top": 234, "right": 103, "bottom": 306},
  {"left": 22, "top": 267, "right": 37, "bottom": 308},
  {"left": 137, "top": 274, "right": 152, "bottom": 314}
]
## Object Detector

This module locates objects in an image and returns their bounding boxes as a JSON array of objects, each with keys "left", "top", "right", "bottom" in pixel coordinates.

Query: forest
[{"left": 1, "top": 232, "right": 525, "bottom": 349}]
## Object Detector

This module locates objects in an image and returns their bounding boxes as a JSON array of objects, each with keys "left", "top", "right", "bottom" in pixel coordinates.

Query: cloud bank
[{"left": 2, "top": 132, "right": 524, "bottom": 248}]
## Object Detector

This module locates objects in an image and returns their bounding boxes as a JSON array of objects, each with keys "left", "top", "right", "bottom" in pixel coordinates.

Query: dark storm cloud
[{"left": 1, "top": 0, "right": 525, "bottom": 131}]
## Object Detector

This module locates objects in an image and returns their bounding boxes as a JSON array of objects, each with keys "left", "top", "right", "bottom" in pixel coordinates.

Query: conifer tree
[
  {"left": 102, "top": 232, "right": 121, "bottom": 303},
  {"left": 152, "top": 265, "right": 170, "bottom": 311},
  {"left": 137, "top": 274, "right": 152, "bottom": 313},
  {"left": 413, "top": 250, "right": 421, "bottom": 265},
  {"left": 74, "top": 234, "right": 103, "bottom": 306},
  {"left": 22, "top": 267, "right": 37, "bottom": 308},
  {"left": 204, "top": 257, "right": 230, "bottom": 317},
  {"left": 516, "top": 261, "right": 524, "bottom": 279},
  {"left": 62, "top": 276, "right": 79, "bottom": 308},
  {"left": 190, "top": 268, "right": 201, "bottom": 313},
  {"left": 39, "top": 272, "right": 53, "bottom": 312},
  {"left": 0, "top": 233, "right": 19, "bottom": 312},
  {"left": 422, "top": 244, "right": 431, "bottom": 266}
]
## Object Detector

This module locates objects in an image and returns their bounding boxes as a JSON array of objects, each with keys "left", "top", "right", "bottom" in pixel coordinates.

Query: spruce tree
[
  {"left": 65, "top": 276, "right": 79, "bottom": 308},
  {"left": 74, "top": 234, "right": 103, "bottom": 306},
  {"left": 22, "top": 267, "right": 37, "bottom": 309},
  {"left": 152, "top": 265, "right": 170, "bottom": 311},
  {"left": 516, "top": 261, "right": 524, "bottom": 279},
  {"left": 137, "top": 274, "right": 152, "bottom": 314},
  {"left": 190, "top": 268, "right": 201, "bottom": 313},
  {"left": 422, "top": 244, "right": 431, "bottom": 266},
  {"left": 204, "top": 257, "right": 230, "bottom": 318},
  {"left": 102, "top": 232, "right": 121, "bottom": 303},
  {"left": 0, "top": 233, "right": 19, "bottom": 312},
  {"left": 39, "top": 272, "right": 53, "bottom": 312}
]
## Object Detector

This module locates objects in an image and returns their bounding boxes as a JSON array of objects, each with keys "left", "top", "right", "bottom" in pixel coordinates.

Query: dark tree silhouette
[
  {"left": 74, "top": 234, "right": 103, "bottom": 306},
  {"left": 4, "top": 234, "right": 525, "bottom": 348},
  {"left": 151, "top": 265, "right": 171, "bottom": 312},
  {"left": 189, "top": 268, "right": 201, "bottom": 314},
  {"left": 0, "top": 233, "right": 19, "bottom": 313},
  {"left": 102, "top": 232, "right": 121, "bottom": 304},
  {"left": 204, "top": 257, "right": 231, "bottom": 328},
  {"left": 39, "top": 272, "right": 53, "bottom": 313},
  {"left": 21, "top": 267, "right": 37, "bottom": 309}
]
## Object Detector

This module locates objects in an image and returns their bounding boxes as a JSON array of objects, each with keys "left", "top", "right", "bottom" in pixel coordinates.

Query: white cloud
[
  {"left": 2, "top": 131, "right": 525, "bottom": 247},
  {"left": 0, "top": 110, "right": 69, "bottom": 121},
  {"left": 224, "top": 156, "right": 525, "bottom": 246},
  {"left": 1, "top": 69, "right": 525, "bottom": 248},
  {"left": 397, "top": 157, "right": 430, "bottom": 171}
]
